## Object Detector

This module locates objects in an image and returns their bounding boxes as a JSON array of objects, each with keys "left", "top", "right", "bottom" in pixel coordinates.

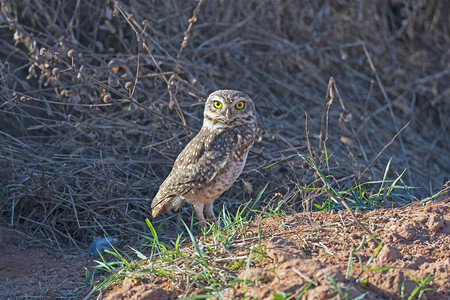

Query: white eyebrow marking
[
  {"left": 231, "top": 97, "right": 249, "bottom": 106},
  {"left": 209, "top": 95, "right": 223, "bottom": 101}
]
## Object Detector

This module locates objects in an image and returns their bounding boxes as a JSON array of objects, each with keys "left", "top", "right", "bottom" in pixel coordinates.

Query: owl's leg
[
  {"left": 193, "top": 202, "right": 206, "bottom": 229},
  {"left": 204, "top": 201, "right": 217, "bottom": 225}
]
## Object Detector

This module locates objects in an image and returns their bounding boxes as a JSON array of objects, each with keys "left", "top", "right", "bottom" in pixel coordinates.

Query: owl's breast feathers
[{"left": 151, "top": 124, "right": 255, "bottom": 217}]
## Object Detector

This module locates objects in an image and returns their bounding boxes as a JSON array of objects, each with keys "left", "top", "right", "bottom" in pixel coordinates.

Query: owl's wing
[{"left": 151, "top": 130, "right": 233, "bottom": 217}]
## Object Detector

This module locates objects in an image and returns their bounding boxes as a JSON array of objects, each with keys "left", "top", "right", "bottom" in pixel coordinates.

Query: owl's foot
[
  {"left": 194, "top": 202, "right": 207, "bottom": 229},
  {"left": 204, "top": 201, "right": 217, "bottom": 228},
  {"left": 195, "top": 201, "right": 217, "bottom": 230}
]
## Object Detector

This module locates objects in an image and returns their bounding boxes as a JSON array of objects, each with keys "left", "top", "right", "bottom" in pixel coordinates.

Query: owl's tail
[
  {"left": 151, "top": 195, "right": 185, "bottom": 217},
  {"left": 151, "top": 200, "right": 165, "bottom": 217}
]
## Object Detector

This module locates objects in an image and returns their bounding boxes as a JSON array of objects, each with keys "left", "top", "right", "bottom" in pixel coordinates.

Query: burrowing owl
[{"left": 151, "top": 90, "right": 257, "bottom": 228}]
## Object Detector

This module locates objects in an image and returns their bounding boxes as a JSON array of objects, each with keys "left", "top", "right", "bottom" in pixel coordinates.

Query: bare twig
[{"left": 359, "top": 121, "right": 410, "bottom": 180}]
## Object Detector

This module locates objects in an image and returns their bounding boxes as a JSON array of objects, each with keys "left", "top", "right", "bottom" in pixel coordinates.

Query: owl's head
[{"left": 203, "top": 90, "right": 256, "bottom": 128}]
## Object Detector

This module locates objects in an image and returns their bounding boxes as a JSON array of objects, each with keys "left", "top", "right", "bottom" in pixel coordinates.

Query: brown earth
[
  {"left": 104, "top": 197, "right": 449, "bottom": 300},
  {"left": 0, "top": 229, "right": 90, "bottom": 299},
  {"left": 2, "top": 197, "right": 447, "bottom": 299},
  {"left": 232, "top": 199, "right": 449, "bottom": 299}
]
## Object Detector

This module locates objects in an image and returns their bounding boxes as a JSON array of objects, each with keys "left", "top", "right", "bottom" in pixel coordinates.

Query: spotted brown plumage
[{"left": 151, "top": 90, "right": 257, "bottom": 228}]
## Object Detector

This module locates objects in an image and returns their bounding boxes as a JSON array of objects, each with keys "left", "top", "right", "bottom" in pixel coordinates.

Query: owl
[{"left": 151, "top": 90, "right": 257, "bottom": 228}]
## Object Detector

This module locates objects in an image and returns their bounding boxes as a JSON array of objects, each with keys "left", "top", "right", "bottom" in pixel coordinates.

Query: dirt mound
[
  {"left": 99, "top": 197, "right": 448, "bottom": 299},
  {"left": 232, "top": 259, "right": 363, "bottom": 299}
]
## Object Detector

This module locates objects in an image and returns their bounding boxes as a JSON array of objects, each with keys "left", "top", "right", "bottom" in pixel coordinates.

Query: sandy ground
[
  {"left": 1, "top": 198, "right": 448, "bottom": 299},
  {"left": 0, "top": 230, "right": 90, "bottom": 298}
]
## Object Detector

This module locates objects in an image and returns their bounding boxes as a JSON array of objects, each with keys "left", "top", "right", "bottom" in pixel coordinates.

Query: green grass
[
  {"left": 401, "top": 274, "right": 436, "bottom": 300},
  {"left": 308, "top": 157, "right": 414, "bottom": 211},
  {"left": 90, "top": 183, "right": 270, "bottom": 297},
  {"left": 267, "top": 154, "right": 415, "bottom": 212},
  {"left": 345, "top": 235, "right": 398, "bottom": 283}
]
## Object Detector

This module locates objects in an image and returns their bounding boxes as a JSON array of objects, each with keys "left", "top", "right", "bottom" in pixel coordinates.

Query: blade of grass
[
  {"left": 377, "top": 158, "right": 392, "bottom": 195},
  {"left": 181, "top": 219, "right": 208, "bottom": 267}
]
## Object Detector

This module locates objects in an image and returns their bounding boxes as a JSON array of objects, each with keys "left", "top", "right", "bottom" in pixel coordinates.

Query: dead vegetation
[{"left": 0, "top": 0, "right": 448, "bottom": 250}]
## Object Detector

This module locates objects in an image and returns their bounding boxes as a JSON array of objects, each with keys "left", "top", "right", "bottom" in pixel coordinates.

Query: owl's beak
[{"left": 226, "top": 108, "right": 232, "bottom": 121}]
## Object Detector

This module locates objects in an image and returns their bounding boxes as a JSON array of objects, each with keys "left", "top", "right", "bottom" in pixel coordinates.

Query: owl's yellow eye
[
  {"left": 235, "top": 101, "right": 245, "bottom": 110},
  {"left": 213, "top": 101, "right": 222, "bottom": 109}
]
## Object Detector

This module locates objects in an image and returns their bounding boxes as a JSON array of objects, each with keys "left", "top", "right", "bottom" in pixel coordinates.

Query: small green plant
[
  {"left": 296, "top": 279, "right": 314, "bottom": 299},
  {"left": 327, "top": 275, "right": 350, "bottom": 298},
  {"left": 83, "top": 267, "right": 93, "bottom": 287},
  {"left": 345, "top": 235, "right": 366, "bottom": 279},
  {"left": 327, "top": 275, "right": 369, "bottom": 299},
  {"left": 345, "top": 235, "right": 396, "bottom": 282},
  {"left": 273, "top": 291, "right": 293, "bottom": 300},
  {"left": 401, "top": 274, "right": 436, "bottom": 300}
]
